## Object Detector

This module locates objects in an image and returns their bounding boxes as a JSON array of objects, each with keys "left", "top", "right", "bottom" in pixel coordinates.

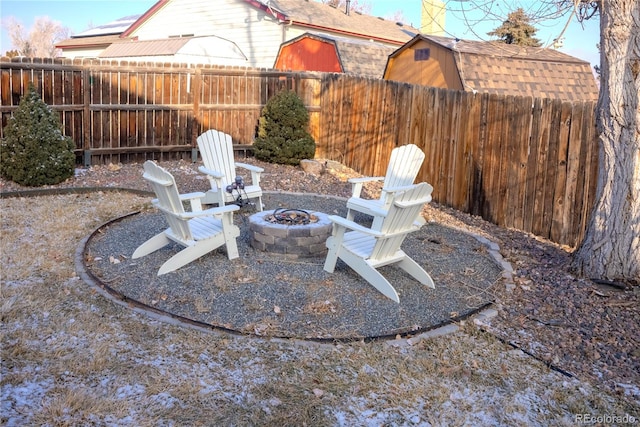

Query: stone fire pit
[{"left": 248, "top": 208, "right": 333, "bottom": 259}]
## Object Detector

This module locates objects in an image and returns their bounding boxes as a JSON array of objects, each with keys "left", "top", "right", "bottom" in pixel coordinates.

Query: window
[{"left": 414, "top": 48, "right": 430, "bottom": 61}]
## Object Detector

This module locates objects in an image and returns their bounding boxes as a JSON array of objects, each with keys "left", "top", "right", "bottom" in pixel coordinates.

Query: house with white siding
[{"left": 56, "top": 0, "right": 420, "bottom": 68}]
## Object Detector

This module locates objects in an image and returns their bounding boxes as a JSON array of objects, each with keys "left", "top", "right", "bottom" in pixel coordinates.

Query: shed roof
[
  {"left": 99, "top": 38, "right": 190, "bottom": 57},
  {"left": 98, "top": 36, "right": 248, "bottom": 63},
  {"left": 278, "top": 33, "right": 395, "bottom": 77},
  {"left": 390, "top": 34, "right": 599, "bottom": 101}
]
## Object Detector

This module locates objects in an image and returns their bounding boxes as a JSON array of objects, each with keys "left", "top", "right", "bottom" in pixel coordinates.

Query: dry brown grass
[{"left": 1, "top": 192, "right": 637, "bottom": 426}]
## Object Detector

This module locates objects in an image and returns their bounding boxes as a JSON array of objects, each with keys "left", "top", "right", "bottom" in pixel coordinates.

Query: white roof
[{"left": 73, "top": 15, "right": 141, "bottom": 38}]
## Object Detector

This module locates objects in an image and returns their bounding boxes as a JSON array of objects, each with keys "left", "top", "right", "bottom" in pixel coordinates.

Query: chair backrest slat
[
  {"left": 370, "top": 182, "right": 433, "bottom": 261},
  {"left": 197, "top": 130, "right": 236, "bottom": 185},
  {"left": 383, "top": 144, "right": 425, "bottom": 190},
  {"left": 142, "top": 161, "right": 192, "bottom": 241}
]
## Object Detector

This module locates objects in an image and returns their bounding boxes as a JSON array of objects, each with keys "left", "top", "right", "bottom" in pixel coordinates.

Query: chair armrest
[
  {"left": 178, "top": 191, "right": 207, "bottom": 212},
  {"left": 381, "top": 184, "right": 421, "bottom": 194},
  {"left": 177, "top": 203, "right": 239, "bottom": 219},
  {"left": 395, "top": 195, "right": 433, "bottom": 208},
  {"left": 235, "top": 162, "right": 263, "bottom": 186},
  {"left": 348, "top": 176, "right": 384, "bottom": 198},
  {"left": 179, "top": 192, "right": 206, "bottom": 202},
  {"left": 235, "top": 162, "right": 264, "bottom": 173},
  {"left": 348, "top": 176, "right": 384, "bottom": 184},
  {"left": 198, "top": 165, "right": 225, "bottom": 179},
  {"left": 327, "top": 215, "right": 384, "bottom": 237}
]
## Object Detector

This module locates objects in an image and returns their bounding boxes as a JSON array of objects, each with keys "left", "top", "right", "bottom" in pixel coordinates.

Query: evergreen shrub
[
  {"left": 1, "top": 83, "right": 75, "bottom": 186},
  {"left": 253, "top": 90, "right": 315, "bottom": 166}
]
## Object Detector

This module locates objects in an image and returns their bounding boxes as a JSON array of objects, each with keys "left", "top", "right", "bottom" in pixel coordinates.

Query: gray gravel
[{"left": 83, "top": 192, "right": 502, "bottom": 340}]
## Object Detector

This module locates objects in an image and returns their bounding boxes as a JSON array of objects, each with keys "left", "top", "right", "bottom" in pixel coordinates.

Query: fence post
[
  {"left": 191, "top": 67, "right": 202, "bottom": 162},
  {"left": 82, "top": 67, "right": 91, "bottom": 167}
]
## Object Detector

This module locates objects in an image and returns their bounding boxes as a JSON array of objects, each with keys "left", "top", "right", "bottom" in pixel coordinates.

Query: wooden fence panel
[
  {"left": 395, "top": 82, "right": 413, "bottom": 150},
  {"left": 507, "top": 96, "right": 533, "bottom": 231},
  {"left": 550, "top": 101, "right": 574, "bottom": 243},
  {"left": 0, "top": 58, "right": 599, "bottom": 246},
  {"left": 407, "top": 84, "right": 427, "bottom": 152},
  {"left": 467, "top": 92, "right": 489, "bottom": 217},
  {"left": 321, "top": 74, "right": 345, "bottom": 161},
  {"left": 419, "top": 87, "right": 439, "bottom": 193},
  {"left": 578, "top": 102, "right": 599, "bottom": 245},
  {"left": 461, "top": 91, "right": 482, "bottom": 213}
]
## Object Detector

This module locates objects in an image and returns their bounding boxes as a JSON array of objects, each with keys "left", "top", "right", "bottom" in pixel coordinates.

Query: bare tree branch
[{"left": 2, "top": 16, "right": 71, "bottom": 58}]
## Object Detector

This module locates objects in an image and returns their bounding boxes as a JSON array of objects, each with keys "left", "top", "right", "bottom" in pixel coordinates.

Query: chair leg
[
  {"left": 323, "top": 235, "right": 340, "bottom": 273},
  {"left": 397, "top": 257, "right": 435, "bottom": 289},
  {"left": 224, "top": 237, "right": 239, "bottom": 260},
  {"left": 132, "top": 232, "right": 170, "bottom": 259},
  {"left": 340, "top": 253, "right": 400, "bottom": 303},
  {"left": 157, "top": 240, "right": 219, "bottom": 275}
]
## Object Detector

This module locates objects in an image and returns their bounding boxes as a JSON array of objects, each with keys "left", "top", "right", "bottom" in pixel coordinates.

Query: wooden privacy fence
[
  {"left": 0, "top": 57, "right": 322, "bottom": 165},
  {"left": 0, "top": 58, "right": 598, "bottom": 247},
  {"left": 317, "top": 74, "right": 599, "bottom": 247}
]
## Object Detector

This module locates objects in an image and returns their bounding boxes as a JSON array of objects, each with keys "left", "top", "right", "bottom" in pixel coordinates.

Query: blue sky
[{"left": 1, "top": 0, "right": 600, "bottom": 66}]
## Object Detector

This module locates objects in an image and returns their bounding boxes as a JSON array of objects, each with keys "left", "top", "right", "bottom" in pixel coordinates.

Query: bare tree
[
  {"left": 571, "top": 0, "right": 640, "bottom": 283},
  {"left": 2, "top": 16, "right": 71, "bottom": 58},
  {"left": 451, "top": 0, "right": 639, "bottom": 283}
]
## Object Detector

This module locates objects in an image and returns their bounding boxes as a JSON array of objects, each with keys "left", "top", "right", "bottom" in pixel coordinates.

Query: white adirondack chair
[
  {"left": 324, "top": 182, "right": 435, "bottom": 303},
  {"left": 197, "top": 129, "right": 264, "bottom": 210},
  {"left": 132, "top": 161, "right": 241, "bottom": 276},
  {"left": 346, "top": 144, "right": 426, "bottom": 229}
]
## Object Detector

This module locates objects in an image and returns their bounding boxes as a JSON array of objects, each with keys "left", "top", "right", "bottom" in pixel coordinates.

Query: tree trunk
[{"left": 572, "top": 0, "right": 640, "bottom": 282}]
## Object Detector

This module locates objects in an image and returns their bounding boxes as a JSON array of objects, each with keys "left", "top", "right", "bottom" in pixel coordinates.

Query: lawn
[{"left": 1, "top": 191, "right": 636, "bottom": 426}]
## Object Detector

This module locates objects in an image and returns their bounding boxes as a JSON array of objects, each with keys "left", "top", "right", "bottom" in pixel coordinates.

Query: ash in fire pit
[
  {"left": 264, "top": 208, "right": 319, "bottom": 225},
  {"left": 248, "top": 209, "right": 333, "bottom": 259}
]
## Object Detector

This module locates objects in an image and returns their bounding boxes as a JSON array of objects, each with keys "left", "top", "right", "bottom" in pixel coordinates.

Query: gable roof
[
  {"left": 389, "top": 34, "right": 599, "bottom": 101},
  {"left": 277, "top": 32, "right": 395, "bottom": 77},
  {"left": 263, "top": 0, "right": 418, "bottom": 44},
  {"left": 119, "top": 0, "right": 417, "bottom": 44}
]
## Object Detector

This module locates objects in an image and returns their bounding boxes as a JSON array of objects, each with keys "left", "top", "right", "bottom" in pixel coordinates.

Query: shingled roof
[
  {"left": 392, "top": 34, "right": 599, "bottom": 101},
  {"left": 266, "top": 0, "right": 418, "bottom": 44}
]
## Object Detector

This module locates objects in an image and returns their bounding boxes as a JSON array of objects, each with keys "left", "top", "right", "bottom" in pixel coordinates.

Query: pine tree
[
  {"left": 253, "top": 90, "right": 315, "bottom": 166},
  {"left": 0, "top": 83, "right": 75, "bottom": 186},
  {"left": 487, "top": 8, "right": 542, "bottom": 47}
]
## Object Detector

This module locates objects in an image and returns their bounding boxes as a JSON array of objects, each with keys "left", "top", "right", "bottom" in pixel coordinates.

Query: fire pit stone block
[{"left": 248, "top": 209, "right": 334, "bottom": 259}]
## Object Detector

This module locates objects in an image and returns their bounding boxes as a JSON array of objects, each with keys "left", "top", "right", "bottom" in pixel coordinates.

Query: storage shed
[
  {"left": 383, "top": 34, "right": 599, "bottom": 101},
  {"left": 274, "top": 33, "right": 396, "bottom": 78}
]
